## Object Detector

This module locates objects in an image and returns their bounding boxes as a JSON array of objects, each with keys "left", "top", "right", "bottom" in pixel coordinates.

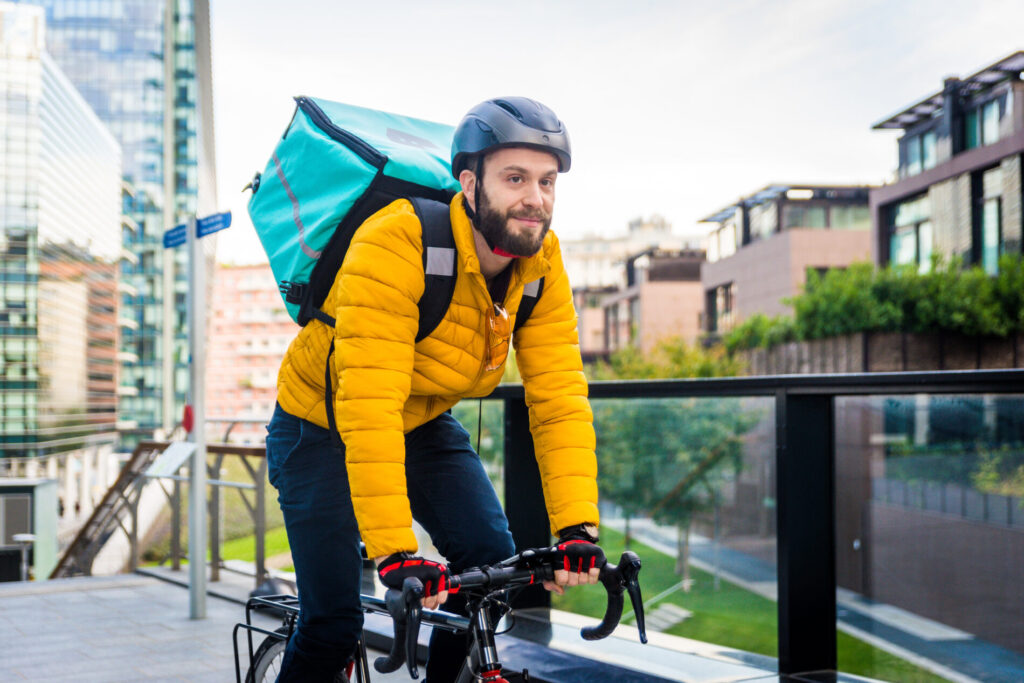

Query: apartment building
[
  {"left": 601, "top": 249, "right": 705, "bottom": 353},
  {"left": 871, "top": 51, "right": 1024, "bottom": 273},
  {"left": 206, "top": 264, "right": 293, "bottom": 444},
  {"left": 699, "top": 185, "right": 872, "bottom": 335}
]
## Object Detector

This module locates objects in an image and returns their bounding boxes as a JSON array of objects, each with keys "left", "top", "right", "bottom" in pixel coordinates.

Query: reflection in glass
[
  {"left": 553, "top": 397, "right": 778, "bottom": 657},
  {"left": 835, "top": 395, "right": 1024, "bottom": 677}
]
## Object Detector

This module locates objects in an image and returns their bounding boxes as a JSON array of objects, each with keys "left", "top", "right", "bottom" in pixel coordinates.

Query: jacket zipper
[{"left": 295, "top": 96, "right": 387, "bottom": 170}]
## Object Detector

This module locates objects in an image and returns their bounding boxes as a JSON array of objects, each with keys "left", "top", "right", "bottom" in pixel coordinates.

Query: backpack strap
[
  {"left": 514, "top": 277, "right": 545, "bottom": 333},
  {"left": 322, "top": 197, "right": 457, "bottom": 450},
  {"left": 410, "top": 197, "right": 457, "bottom": 342}
]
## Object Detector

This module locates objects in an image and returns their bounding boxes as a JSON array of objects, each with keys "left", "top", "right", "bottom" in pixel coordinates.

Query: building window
[
  {"left": 705, "top": 283, "right": 735, "bottom": 334},
  {"left": 830, "top": 204, "right": 871, "bottom": 230},
  {"left": 748, "top": 203, "right": 777, "bottom": 242},
  {"left": 966, "top": 97, "right": 1005, "bottom": 150},
  {"left": 903, "top": 130, "right": 937, "bottom": 178},
  {"left": 888, "top": 194, "right": 932, "bottom": 273},
  {"left": 906, "top": 134, "right": 922, "bottom": 177},
  {"left": 922, "top": 131, "right": 937, "bottom": 170},
  {"left": 975, "top": 166, "right": 1004, "bottom": 274},
  {"left": 783, "top": 203, "right": 827, "bottom": 229}
]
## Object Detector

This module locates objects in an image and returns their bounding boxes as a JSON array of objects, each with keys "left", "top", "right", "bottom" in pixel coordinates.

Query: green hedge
[{"left": 724, "top": 254, "right": 1024, "bottom": 352}]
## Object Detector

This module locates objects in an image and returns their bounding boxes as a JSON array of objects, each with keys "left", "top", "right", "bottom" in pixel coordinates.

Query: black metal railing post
[
  {"left": 775, "top": 390, "right": 837, "bottom": 674},
  {"left": 503, "top": 396, "right": 550, "bottom": 609},
  {"left": 255, "top": 458, "right": 268, "bottom": 585}
]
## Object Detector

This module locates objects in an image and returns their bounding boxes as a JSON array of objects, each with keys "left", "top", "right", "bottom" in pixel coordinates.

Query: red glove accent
[
  {"left": 553, "top": 539, "right": 606, "bottom": 575},
  {"left": 377, "top": 553, "right": 451, "bottom": 598}
]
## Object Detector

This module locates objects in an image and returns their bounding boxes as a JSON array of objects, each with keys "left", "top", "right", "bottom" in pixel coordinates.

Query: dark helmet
[{"left": 451, "top": 97, "right": 571, "bottom": 178}]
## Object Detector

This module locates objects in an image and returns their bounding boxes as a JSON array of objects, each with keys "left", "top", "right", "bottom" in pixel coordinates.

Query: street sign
[
  {"left": 163, "top": 223, "right": 187, "bottom": 248},
  {"left": 162, "top": 211, "right": 231, "bottom": 248},
  {"left": 197, "top": 211, "right": 232, "bottom": 238}
]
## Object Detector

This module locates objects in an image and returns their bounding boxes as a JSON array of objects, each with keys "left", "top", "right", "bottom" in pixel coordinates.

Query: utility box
[{"left": 0, "top": 479, "right": 59, "bottom": 581}]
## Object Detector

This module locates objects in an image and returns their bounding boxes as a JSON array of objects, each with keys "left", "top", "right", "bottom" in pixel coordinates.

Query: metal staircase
[{"left": 50, "top": 441, "right": 167, "bottom": 578}]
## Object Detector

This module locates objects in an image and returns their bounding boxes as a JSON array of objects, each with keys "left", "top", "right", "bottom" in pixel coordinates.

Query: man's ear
[{"left": 459, "top": 168, "right": 477, "bottom": 213}]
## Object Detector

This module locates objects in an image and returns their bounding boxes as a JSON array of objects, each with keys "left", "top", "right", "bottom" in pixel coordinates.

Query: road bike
[{"left": 234, "top": 546, "right": 647, "bottom": 682}]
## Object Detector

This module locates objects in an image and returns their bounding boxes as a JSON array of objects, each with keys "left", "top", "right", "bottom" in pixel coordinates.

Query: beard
[{"left": 473, "top": 182, "right": 552, "bottom": 257}]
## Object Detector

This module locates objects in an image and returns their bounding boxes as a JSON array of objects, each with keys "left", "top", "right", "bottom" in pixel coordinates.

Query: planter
[
  {"left": 866, "top": 332, "right": 903, "bottom": 372},
  {"left": 942, "top": 334, "right": 978, "bottom": 370},
  {"left": 904, "top": 333, "right": 941, "bottom": 371},
  {"left": 979, "top": 336, "right": 1015, "bottom": 369}
]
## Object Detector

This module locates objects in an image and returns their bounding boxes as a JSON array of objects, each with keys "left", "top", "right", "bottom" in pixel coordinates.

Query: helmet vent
[{"left": 494, "top": 99, "right": 524, "bottom": 121}]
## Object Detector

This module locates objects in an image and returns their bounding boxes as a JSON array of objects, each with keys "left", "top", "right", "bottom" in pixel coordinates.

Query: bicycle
[{"left": 234, "top": 546, "right": 648, "bottom": 683}]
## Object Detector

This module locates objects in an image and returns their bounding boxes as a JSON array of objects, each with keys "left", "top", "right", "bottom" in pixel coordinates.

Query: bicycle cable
[{"left": 476, "top": 398, "right": 483, "bottom": 454}]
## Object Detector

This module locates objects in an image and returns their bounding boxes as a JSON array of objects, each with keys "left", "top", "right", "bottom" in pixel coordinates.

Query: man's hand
[
  {"left": 543, "top": 531, "right": 605, "bottom": 595},
  {"left": 376, "top": 553, "right": 451, "bottom": 610}
]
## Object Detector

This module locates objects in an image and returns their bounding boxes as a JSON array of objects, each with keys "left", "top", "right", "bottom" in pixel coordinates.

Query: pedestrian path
[
  {"left": 0, "top": 574, "right": 412, "bottom": 682},
  {"left": 645, "top": 603, "right": 693, "bottom": 631},
  {"left": 603, "top": 516, "right": 1024, "bottom": 683}
]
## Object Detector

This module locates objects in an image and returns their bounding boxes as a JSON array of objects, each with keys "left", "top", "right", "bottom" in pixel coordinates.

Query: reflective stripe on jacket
[{"left": 276, "top": 193, "right": 597, "bottom": 559}]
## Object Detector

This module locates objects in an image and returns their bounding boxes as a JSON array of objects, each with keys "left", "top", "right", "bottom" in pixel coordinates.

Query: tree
[{"left": 587, "top": 338, "right": 758, "bottom": 587}]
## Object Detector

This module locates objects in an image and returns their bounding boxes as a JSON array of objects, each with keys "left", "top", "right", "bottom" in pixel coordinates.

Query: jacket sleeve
[
  {"left": 513, "top": 234, "right": 599, "bottom": 537},
  {"left": 333, "top": 202, "right": 424, "bottom": 559}
]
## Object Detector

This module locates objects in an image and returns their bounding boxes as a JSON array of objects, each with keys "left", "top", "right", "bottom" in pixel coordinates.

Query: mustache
[{"left": 510, "top": 210, "right": 550, "bottom": 222}]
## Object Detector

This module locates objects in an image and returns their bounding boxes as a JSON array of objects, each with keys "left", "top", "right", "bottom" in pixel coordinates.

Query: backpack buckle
[{"left": 280, "top": 281, "right": 307, "bottom": 305}]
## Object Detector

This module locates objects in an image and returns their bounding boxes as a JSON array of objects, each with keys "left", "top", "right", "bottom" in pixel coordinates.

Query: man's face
[{"left": 471, "top": 147, "right": 558, "bottom": 257}]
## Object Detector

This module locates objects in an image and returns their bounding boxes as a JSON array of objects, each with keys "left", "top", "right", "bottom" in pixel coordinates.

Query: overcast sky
[{"left": 209, "top": 0, "right": 1024, "bottom": 265}]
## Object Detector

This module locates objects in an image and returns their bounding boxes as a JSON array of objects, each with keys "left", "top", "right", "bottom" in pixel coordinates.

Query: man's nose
[{"left": 522, "top": 181, "right": 544, "bottom": 207}]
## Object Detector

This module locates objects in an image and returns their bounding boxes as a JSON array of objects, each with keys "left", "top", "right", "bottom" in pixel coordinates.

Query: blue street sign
[
  {"left": 163, "top": 223, "right": 187, "bottom": 249},
  {"left": 163, "top": 211, "right": 232, "bottom": 248},
  {"left": 197, "top": 211, "right": 232, "bottom": 238}
]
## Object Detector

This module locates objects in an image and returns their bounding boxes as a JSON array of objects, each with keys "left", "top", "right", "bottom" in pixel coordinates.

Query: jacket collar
[{"left": 449, "top": 192, "right": 551, "bottom": 287}]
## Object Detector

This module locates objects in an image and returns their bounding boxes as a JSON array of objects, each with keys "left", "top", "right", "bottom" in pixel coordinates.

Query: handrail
[{"left": 490, "top": 368, "right": 1024, "bottom": 399}]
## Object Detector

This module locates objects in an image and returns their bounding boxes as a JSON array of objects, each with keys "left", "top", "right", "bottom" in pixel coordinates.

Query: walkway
[
  {"left": 605, "top": 516, "right": 1024, "bottom": 683},
  {"left": 0, "top": 574, "right": 409, "bottom": 682}
]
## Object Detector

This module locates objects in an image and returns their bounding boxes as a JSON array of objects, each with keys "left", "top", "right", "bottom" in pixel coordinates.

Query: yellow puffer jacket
[{"left": 276, "top": 193, "right": 598, "bottom": 559}]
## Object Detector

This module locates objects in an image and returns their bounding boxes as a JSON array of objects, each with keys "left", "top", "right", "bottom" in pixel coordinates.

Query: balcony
[{"left": 5, "top": 370, "right": 1023, "bottom": 682}]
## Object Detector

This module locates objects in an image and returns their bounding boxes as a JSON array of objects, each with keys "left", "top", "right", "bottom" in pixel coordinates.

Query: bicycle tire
[
  {"left": 245, "top": 627, "right": 288, "bottom": 683},
  {"left": 245, "top": 626, "right": 351, "bottom": 683}
]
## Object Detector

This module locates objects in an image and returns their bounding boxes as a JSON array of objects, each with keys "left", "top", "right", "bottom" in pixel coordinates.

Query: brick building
[
  {"left": 206, "top": 264, "right": 294, "bottom": 443},
  {"left": 699, "top": 185, "right": 873, "bottom": 335},
  {"left": 601, "top": 249, "right": 705, "bottom": 354}
]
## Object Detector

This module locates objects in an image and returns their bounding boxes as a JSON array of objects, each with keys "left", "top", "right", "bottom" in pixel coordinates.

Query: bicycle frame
[{"left": 234, "top": 549, "right": 646, "bottom": 683}]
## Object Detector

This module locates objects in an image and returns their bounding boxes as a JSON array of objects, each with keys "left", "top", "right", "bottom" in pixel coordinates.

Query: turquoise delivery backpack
[{"left": 246, "top": 95, "right": 544, "bottom": 339}]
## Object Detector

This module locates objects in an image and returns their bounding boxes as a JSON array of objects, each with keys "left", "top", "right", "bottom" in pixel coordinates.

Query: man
[{"left": 266, "top": 97, "right": 603, "bottom": 682}]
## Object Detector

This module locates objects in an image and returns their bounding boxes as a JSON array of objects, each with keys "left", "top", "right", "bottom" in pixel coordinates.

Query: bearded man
[{"left": 266, "top": 97, "right": 603, "bottom": 682}]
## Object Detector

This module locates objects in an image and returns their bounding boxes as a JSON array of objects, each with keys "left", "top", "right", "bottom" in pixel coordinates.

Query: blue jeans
[{"left": 265, "top": 403, "right": 516, "bottom": 682}]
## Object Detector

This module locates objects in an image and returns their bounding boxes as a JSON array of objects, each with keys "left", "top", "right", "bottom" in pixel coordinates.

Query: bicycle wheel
[
  {"left": 245, "top": 627, "right": 352, "bottom": 683},
  {"left": 245, "top": 627, "right": 288, "bottom": 683}
]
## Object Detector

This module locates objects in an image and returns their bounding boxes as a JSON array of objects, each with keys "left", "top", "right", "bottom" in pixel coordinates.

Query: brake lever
[
  {"left": 580, "top": 551, "right": 646, "bottom": 643},
  {"left": 619, "top": 551, "right": 647, "bottom": 644},
  {"left": 373, "top": 577, "right": 424, "bottom": 677},
  {"left": 403, "top": 577, "right": 423, "bottom": 679}
]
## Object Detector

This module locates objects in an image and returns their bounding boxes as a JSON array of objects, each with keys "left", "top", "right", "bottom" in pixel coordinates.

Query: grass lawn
[
  {"left": 220, "top": 524, "right": 290, "bottom": 563},
  {"left": 553, "top": 527, "right": 950, "bottom": 683}
]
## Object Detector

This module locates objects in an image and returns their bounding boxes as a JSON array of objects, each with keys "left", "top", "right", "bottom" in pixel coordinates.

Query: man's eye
[
  {"left": 507, "top": 175, "right": 523, "bottom": 183},
  {"left": 541, "top": 178, "right": 555, "bottom": 188}
]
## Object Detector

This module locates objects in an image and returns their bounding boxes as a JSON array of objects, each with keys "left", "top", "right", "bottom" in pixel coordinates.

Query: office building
[
  {"left": 871, "top": 52, "right": 1024, "bottom": 273},
  {"left": 14, "top": 0, "right": 218, "bottom": 437},
  {"left": 699, "top": 185, "right": 872, "bottom": 335},
  {"left": 0, "top": 3, "right": 122, "bottom": 456}
]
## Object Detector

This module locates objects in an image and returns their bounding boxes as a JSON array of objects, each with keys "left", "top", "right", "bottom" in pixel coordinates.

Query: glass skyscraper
[
  {"left": 12, "top": 0, "right": 218, "bottom": 437},
  {"left": 1, "top": 2, "right": 123, "bottom": 456}
]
